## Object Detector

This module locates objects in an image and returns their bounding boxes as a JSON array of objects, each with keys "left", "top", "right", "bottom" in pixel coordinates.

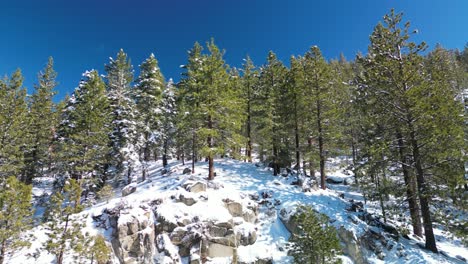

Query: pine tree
[
  {"left": 134, "top": 53, "right": 165, "bottom": 179},
  {"left": 0, "top": 176, "right": 33, "bottom": 264},
  {"left": 56, "top": 70, "right": 111, "bottom": 189},
  {"left": 105, "top": 49, "right": 138, "bottom": 184},
  {"left": 301, "top": 46, "right": 339, "bottom": 189},
  {"left": 288, "top": 56, "right": 307, "bottom": 170},
  {"left": 0, "top": 70, "right": 28, "bottom": 181},
  {"left": 289, "top": 206, "right": 342, "bottom": 264},
  {"left": 179, "top": 42, "right": 207, "bottom": 174},
  {"left": 241, "top": 56, "right": 258, "bottom": 163},
  {"left": 356, "top": 10, "right": 465, "bottom": 252},
  {"left": 180, "top": 39, "right": 244, "bottom": 179},
  {"left": 160, "top": 79, "right": 177, "bottom": 167},
  {"left": 23, "top": 57, "right": 58, "bottom": 184},
  {"left": 44, "top": 179, "right": 87, "bottom": 264},
  {"left": 89, "top": 235, "right": 111, "bottom": 264},
  {"left": 255, "top": 51, "right": 289, "bottom": 175}
]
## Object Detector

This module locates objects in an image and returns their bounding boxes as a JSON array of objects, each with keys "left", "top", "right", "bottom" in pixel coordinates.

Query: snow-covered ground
[{"left": 7, "top": 158, "right": 468, "bottom": 263}]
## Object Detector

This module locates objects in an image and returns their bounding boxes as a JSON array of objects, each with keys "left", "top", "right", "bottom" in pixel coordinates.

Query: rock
[
  {"left": 189, "top": 243, "right": 202, "bottom": 264},
  {"left": 248, "top": 193, "right": 260, "bottom": 201},
  {"left": 261, "top": 190, "right": 273, "bottom": 199},
  {"left": 214, "top": 220, "right": 233, "bottom": 229},
  {"left": 178, "top": 194, "right": 197, "bottom": 206},
  {"left": 242, "top": 208, "right": 257, "bottom": 223},
  {"left": 156, "top": 233, "right": 182, "bottom": 263},
  {"left": 238, "top": 229, "right": 257, "bottom": 246},
  {"left": 111, "top": 207, "right": 156, "bottom": 264},
  {"left": 226, "top": 202, "right": 243, "bottom": 217},
  {"left": 326, "top": 177, "right": 344, "bottom": 184},
  {"left": 207, "top": 181, "right": 223, "bottom": 190},
  {"left": 456, "top": 255, "right": 467, "bottom": 262},
  {"left": 161, "top": 168, "right": 168, "bottom": 175},
  {"left": 336, "top": 227, "right": 368, "bottom": 264},
  {"left": 208, "top": 225, "right": 227, "bottom": 237},
  {"left": 122, "top": 183, "right": 137, "bottom": 197},
  {"left": 170, "top": 227, "right": 188, "bottom": 245},
  {"left": 347, "top": 201, "right": 364, "bottom": 212},
  {"left": 183, "top": 168, "right": 192, "bottom": 174},
  {"left": 378, "top": 220, "right": 399, "bottom": 238},
  {"left": 207, "top": 242, "right": 234, "bottom": 258},
  {"left": 188, "top": 182, "right": 207, "bottom": 193}
]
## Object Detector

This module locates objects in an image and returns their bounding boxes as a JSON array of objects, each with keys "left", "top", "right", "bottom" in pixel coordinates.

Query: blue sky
[{"left": 1, "top": 0, "right": 466, "bottom": 99}]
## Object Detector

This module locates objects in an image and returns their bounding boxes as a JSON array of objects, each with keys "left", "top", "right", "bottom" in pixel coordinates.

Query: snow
[{"left": 6, "top": 158, "right": 468, "bottom": 264}]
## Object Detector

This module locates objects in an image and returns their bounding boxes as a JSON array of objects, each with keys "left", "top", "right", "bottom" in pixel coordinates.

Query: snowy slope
[{"left": 7, "top": 158, "right": 468, "bottom": 264}]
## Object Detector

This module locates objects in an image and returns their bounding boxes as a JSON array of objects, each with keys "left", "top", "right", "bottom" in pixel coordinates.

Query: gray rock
[
  {"left": 170, "top": 227, "right": 187, "bottom": 245},
  {"left": 122, "top": 183, "right": 137, "bottom": 197},
  {"left": 183, "top": 168, "right": 192, "bottom": 175},
  {"left": 188, "top": 182, "right": 207, "bottom": 193},
  {"left": 242, "top": 208, "right": 257, "bottom": 223},
  {"left": 207, "top": 242, "right": 234, "bottom": 258},
  {"left": 238, "top": 229, "right": 257, "bottom": 246},
  {"left": 336, "top": 226, "right": 368, "bottom": 264},
  {"left": 178, "top": 194, "right": 197, "bottom": 206},
  {"left": 111, "top": 208, "right": 155, "bottom": 264},
  {"left": 208, "top": 225, "right": 228, "bottom": 237},
  {"left": 226, "top": 202, "right": 243, "bottom": 217}
]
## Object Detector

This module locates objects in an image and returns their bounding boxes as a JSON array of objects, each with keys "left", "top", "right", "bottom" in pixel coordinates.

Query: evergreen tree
[
  {"left": 241, "top": 56, "right": 258, "bottom": 163},
  {"left": 105, "top": 49, "right": 138, "bottom": 184},
  {"left": 255, "top": 51, "right": 289, "bottom": 175},
  {"left": 289, "top": 206, "right": 342, "bottom": 264},
  {"left": 288, "top": 56, "right": 307, "bottom": 170},
  {"left": 134, "top": 53, "right": 165, "bottom": 179},
  {"left": 301, "top": 46, "right": 339, "bottom": 189},
  {"left": 356, "top": 10, "right": 465, "bottom": 252},
  {"left": 44, "top": 179, "right": 87, "bottom": 264},
  {"left": 0, "top": 70, "right": 28, "bottom": 181},
  {"left": 56, "top": 70, "right": 111, "bottom": 189},
  {"left": 179, "top": 42, "right": 205, "bottom": 173},
  {"left": 23, "top": 57, "right": 58, "bottom": 184},
  {"left": 160, "top": 79, "right": 177, "bottom": 167},
  {"left": 180, "top": 39, "right": 244, "bottom": 179},
  {"left": 0, "top": 176, "right": 33, "bottom": 264}
]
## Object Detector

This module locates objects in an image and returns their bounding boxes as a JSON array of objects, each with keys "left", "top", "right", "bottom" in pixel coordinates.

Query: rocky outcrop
[
  {"left": 110, "top": 206, "right": 156, "bottom": 264},
  {"left": 337, "top": 227, "right": 368, "bottom": 264}
]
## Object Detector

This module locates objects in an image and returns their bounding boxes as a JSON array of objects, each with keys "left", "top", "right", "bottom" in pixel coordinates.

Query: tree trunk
[
  {"left": 207, "top": 115, "right": 214, "bottom": 180},
  {"left": 272, "top": 145, "right": 280, "bottom": 176},
  {"left": 0, "top": 241, "right": 5, "bottom": 264},
  {"left": 295, "top": 118, "right": 300, "bottom": 169},
  {"left": 246, "top": 99, "right": 252, "bottom": 163},
  {"left": 162, "top": 140, "right": 168, "bottom": 167},
  {"left": 396, "top": 132, "right": 423, "bottom": 237},
  {"left": 181, "top": 153, "right": 185, "bottom": 166},
  {"left": 351, "top": 138, "right": 359, "bottom": 185},
  {"left": 192, "top": 132, "right": 196, "bottom": 174},
  {"left": 316, "top": 100, "right": 326, "bottom": 190},
  {"left": 410, "top": 130, "right": 438, "bottom": 253}
]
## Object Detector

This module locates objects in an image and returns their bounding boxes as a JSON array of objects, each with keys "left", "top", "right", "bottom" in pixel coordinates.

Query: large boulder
[
  {"left": 183, "top": 168, "right": 192, "bottom": 175},
  {"left": 226, "top": 202, "right": 243, "bottom": 217},
  {"left": 337, "top": 227, "right": 368, "bottom": 264},
  {"left": 207, "top": 242, "right": 235, "bottom": 258},
  {"left": 188, "top": 182, "right": 207, "bottom": 193},
  {"left": 111, "top": 207, "right": 156, "bottom": 264}
]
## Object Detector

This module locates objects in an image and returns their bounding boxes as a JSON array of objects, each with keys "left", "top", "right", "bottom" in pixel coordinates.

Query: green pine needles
[{"left": 289, "top": 206, "right": 342, "bottom": 264}]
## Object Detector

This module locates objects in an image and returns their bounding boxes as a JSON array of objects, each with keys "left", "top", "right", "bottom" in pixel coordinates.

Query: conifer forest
[{"left": 0, "top": 10, "right": 467, "bottom": 264}]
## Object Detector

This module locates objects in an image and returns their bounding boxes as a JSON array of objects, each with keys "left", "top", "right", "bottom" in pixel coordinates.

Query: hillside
[{"left": 7, "top": 158, "right": 467, "bottom": 264}]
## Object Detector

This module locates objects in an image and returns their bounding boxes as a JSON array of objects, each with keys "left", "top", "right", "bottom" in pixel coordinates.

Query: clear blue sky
[{"left": 1, "top": 0, "right": 466, "bottom": 99}]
